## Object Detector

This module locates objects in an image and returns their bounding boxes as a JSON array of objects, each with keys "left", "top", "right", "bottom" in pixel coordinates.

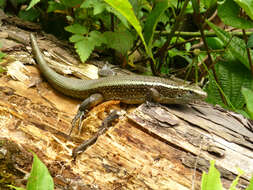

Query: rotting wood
[
  {"left": 128, "top": 104, "right": 253, "bottom": 185},
  {"left": 0, "top": 24, "right": 252, "bottom": 190}
]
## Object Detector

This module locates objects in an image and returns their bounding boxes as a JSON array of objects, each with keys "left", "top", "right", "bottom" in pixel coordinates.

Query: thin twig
[
  {"left": 242, "top": 29, "right": 253, "bottom": 75},
  {"left": 194, "top": 2, "right": 227, "bottom": 105},
  {"left": 157, "top": 30, "right": 252, "bottom": 37},
  {"left": 155, "top": 0, "right": 191, "bottom": 72}
]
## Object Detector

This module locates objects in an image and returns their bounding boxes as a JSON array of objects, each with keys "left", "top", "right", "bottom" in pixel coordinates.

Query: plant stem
[
  {"left": 193, "top": 2, "right": 227, "bottom": 105},
  {"left": 155, "top": 0, "right": 190, "bottom": 72},
  {"left": 242, "top": 29, "right": 253, "bottom": 75},
  {"left": 157, "top": 31, "right": 252, "bottom": 37},
  {"left": 110, "top": 13, "right": 114, "bottom": 32}
]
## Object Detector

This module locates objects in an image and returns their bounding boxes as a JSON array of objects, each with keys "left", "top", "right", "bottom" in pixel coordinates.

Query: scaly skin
[{"left": 30, "top": 33, "right": 207, "bottom": 105}]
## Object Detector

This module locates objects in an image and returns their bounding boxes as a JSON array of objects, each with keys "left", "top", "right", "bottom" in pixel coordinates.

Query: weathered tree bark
[{"left": 0, "top": 15, "right": 252, "bottom": 190}]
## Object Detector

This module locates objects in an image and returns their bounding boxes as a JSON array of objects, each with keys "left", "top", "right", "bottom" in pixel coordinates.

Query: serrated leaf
[
  {"left": 247, "top": 33, "right": 253, "bottom": 48},
  {"left": 206, "top": 57, "right": 253, "bottom": 109},
  {"left": 81, "top": 0, "right": 107, "bottom": 15},
  {"left": 218, "top": 0, "right": 253, "bottom": 29},
  {"left": 143, "top": 0, "right": 169, "bottom": 49},
  {"left": 206, "top": 20, "right": 252, "bottom": 69},
  {"left": 89, "top": 31, "right": 106, "bottom": 46},
  {"left": 234, "top": 0, "right": 253, "bottom": 20},
  {"left": 26, "top": 0, "right": 40, "bottom": 10},
  {"left": 74, "top": 31, "right": 106, "bottom": 62},
  {"left": 65, "top": 24, "right": 88, "bottom": 35},
  {"left": 27, "top": 153, "right": 54, "bottom": 190},
  {"left": 75, "top": 39, "right": 92, "bottom": 63},
  {"left": 201, "top": 160, "right": 224, "bottom": 190},
  {"left": 242, "top": 87, "right": 253, "bottom": 119},
  {"left": 104, "top": 31, "right": 134, "bottom": 54},
  {"left": 69, "top": 34, "right": 85, "bottom": 43}
]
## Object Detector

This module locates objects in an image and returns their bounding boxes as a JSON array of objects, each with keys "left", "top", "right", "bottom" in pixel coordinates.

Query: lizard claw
[{"left": 69, "top": 109, "right": 87, "bottom": 135}]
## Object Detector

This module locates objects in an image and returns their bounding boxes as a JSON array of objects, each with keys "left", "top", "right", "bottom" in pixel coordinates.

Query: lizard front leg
[
  {"left": 70, "top": 93, "right": 104, "bottom": 135},
  {"left": 70, "top": 64, "right": 116, "bottom": 135}
]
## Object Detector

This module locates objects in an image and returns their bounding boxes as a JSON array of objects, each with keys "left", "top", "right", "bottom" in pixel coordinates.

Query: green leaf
[
  {"left": 168, "top": 48, "right": 192, "bottom": 64},
  {"left": 203, "top": 0, "right": 217, "bottom": 9},
  {"left": 247, "top": 33, "right": 253, "bottom": 48},
  {"left": 104, "top": 30, "right": 134, "bottom": 54},
  {"left": 234, "top": 0, "right": 253, "bottom": 20},
  {"left": 143, "top": 0, "right": 169, "bottom": 49},
  {"left": 229, "top": 168, "right": 244, "bottom": 190},
  {"left": 27, "top": 153, "right": 54, "bottom": 190},
  {"left": 81, "top": 0, "right": 129, "bottom": 27},
  {"left": 81, "top": 0, "right": 107, "bottom": 15},
  {"left": 60, "top": 0, "right": 83, "bottom": 8},
  {"left": 0, "top": 51, "right": 6, "bottom": 60},
  {"left": 103, "top": 0, "right": 152, "bottom": 60},
  {"left": 201, "top": 160, "right": 224, "bottom": 190},
  {"left": 65, "top": 24, "right": 88, "bottom": 35},
  {"left": 69, "top": 34, "right": 85, "bottom": 43},
  {"left": 106, "top": 6, "right": 129, "bottom": 29},
  {"left": 80, "top": 0, "right": 98, "bottom": 8},
  {"left": 0, "top": 65, "right": 5, "bottom": 73},
  {"left": 236, "top": 109, "right": 251, "bottom": 118},
  {"left": 26, "top": 0, "right": 40, "bottom": 10},
  {"left": 18, "top": 8, "right": 40, "bottom": 22},
  {"left": 242, "top": 87, "right": 253, "bottom": 119},
  {"left": 47, "top": 1, "right": 66, "bottom": 13},
  {"left": 104, "top": 0, "right": 141, "bottom": 32},
  {"left": 206, "top": 37, "right": 224, "bottom": 50},
  {"left": 206, "top": 57, "right": 253, "bottom": 109},
  {"left": 0, "top": 42, "right": 6, "bottom": 64},
  {"left": 246, "top": 175, "right": 253, "bottom": 190},
  {"left": 89, "top": 31, "right": 106, "bottom": 46},
  {"left": 218, "top": 0, "right": 253, "bottom": 29},
  {"left": 0, "top": 0, "right": 6, "bottom": 9},
  {"left": 206, "top": 20, "right": 252, "bottom": 70},
  {"left": 192, "top": 0, "right": 200, "bottom": 13},
  {"left": 74, "top": 31, "right": 106, "bottom": 62},
  {"left": 7, "top": 185, "right": 26, "bottom": 190},
  {"left": 75, "top": 39, "right": 91, "bottom": 63}
]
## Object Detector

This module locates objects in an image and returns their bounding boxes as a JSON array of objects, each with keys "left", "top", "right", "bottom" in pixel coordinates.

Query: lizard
[{"left": 29, "top": 33, "right": 207, "bottom": 134}]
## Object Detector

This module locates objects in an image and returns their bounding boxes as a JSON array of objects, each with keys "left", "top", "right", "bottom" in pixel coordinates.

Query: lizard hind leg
[
  {"left": 97, "top": 63, "right": 117, "bottom": 77},
  {"left": 148, "top": 88, "right": 161, "bottom": 103}
]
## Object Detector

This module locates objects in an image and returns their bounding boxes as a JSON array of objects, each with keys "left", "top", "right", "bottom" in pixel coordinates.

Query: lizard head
[{"left": 153, "top": 83, "right": 207, "bottom": 104}]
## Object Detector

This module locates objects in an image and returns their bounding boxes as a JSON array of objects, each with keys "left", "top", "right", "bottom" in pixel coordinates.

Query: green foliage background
[
  {"left": 2, "top": 0, "right": 253, "bottom": 118},
  {"left": 2, "top": 1, "right": 253, "bottom": 189}
]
